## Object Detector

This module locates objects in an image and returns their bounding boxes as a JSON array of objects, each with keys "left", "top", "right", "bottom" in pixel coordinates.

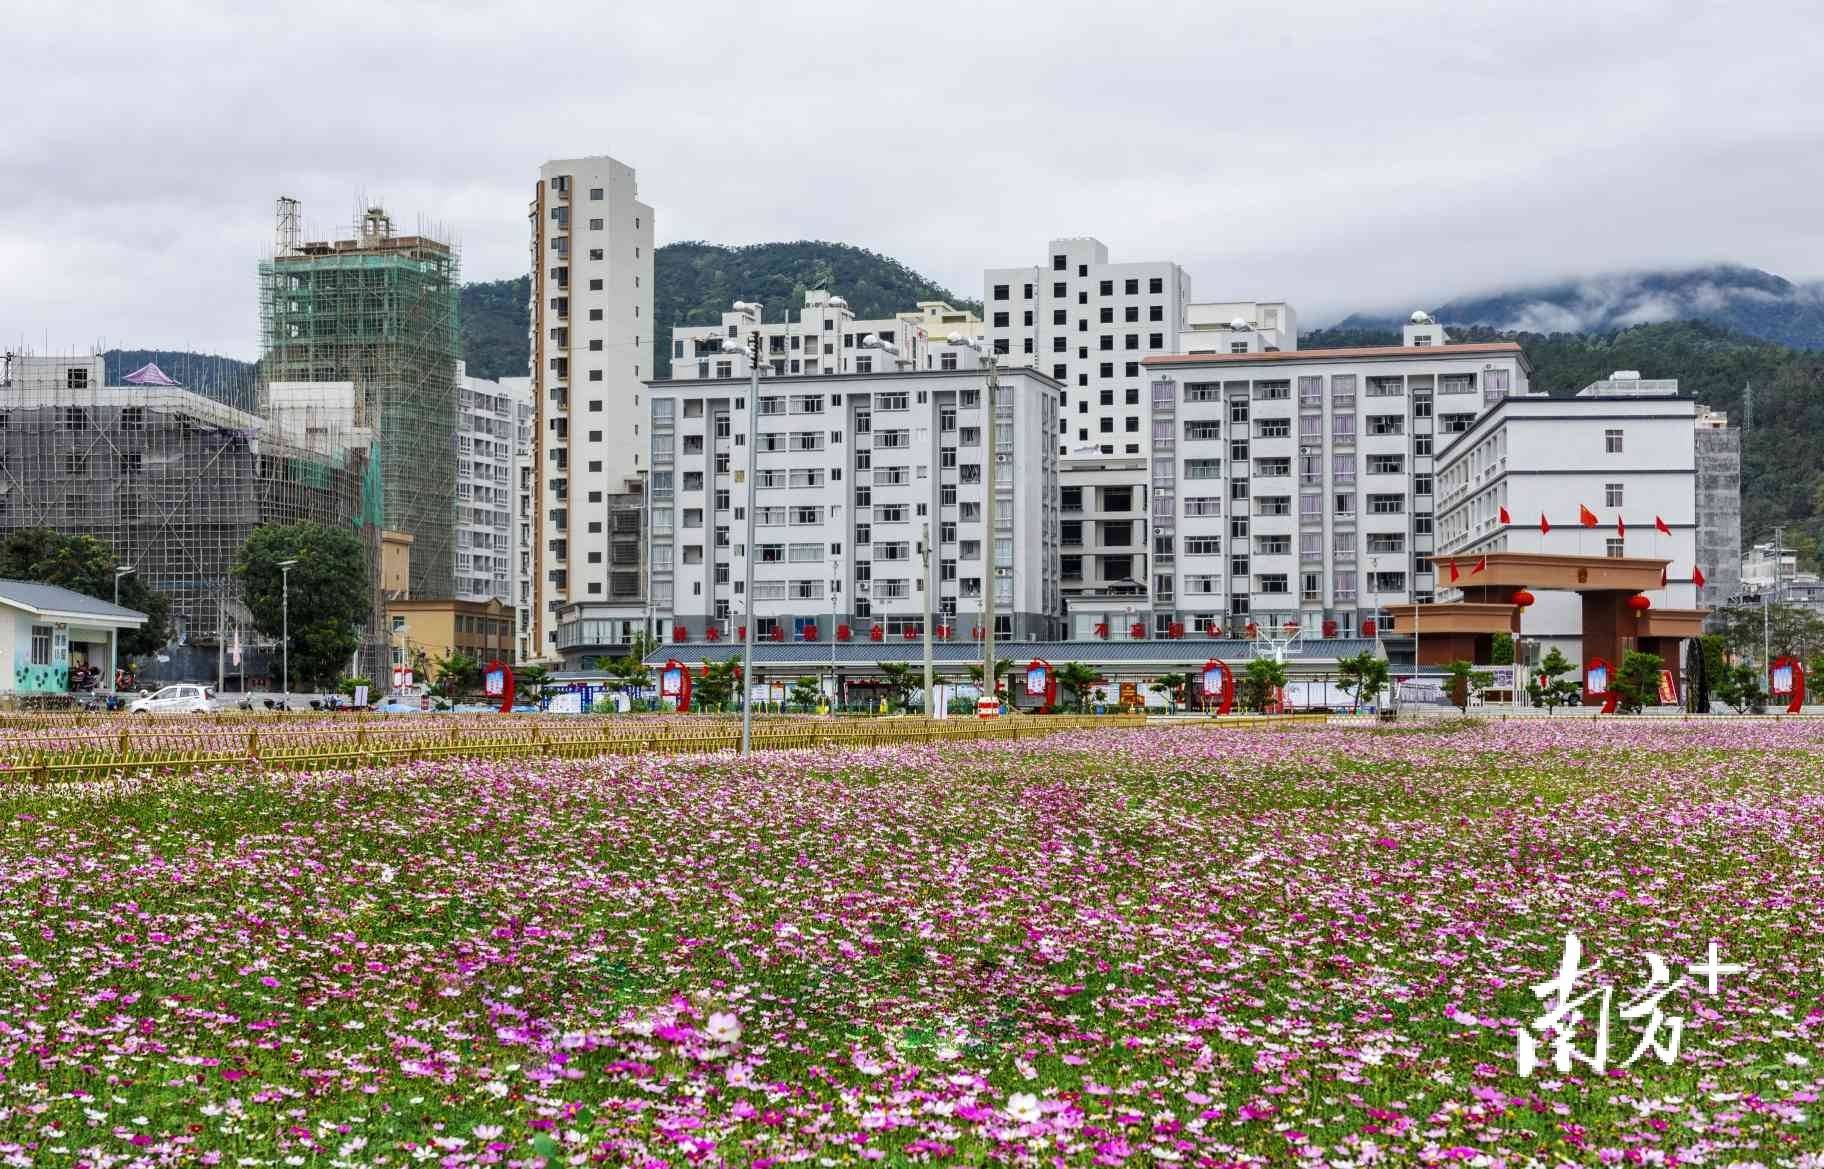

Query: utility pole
[
  {"left": 736, "top": 308, "right": 763, "bottom": 755},
  {"left": 920, "top": 522, "right": 934, "bottom": 716},
  {"left": 829, "top": 553, "right": 840, "bottom": 711},
  {"left": 982, "top": 354, "right": 1001, "bottom": 706},
  {"left": 279, "top": 558, "right": 298, "bottom": 706},
  {"left": 1764, "top": 524, "right": 1782, "bottom": 669}
]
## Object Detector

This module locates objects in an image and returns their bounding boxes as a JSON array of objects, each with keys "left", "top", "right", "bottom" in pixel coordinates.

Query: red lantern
[
  {"left": 1284, "top": 621, "right": 1299, "bottom": 635},
  {"left": 937, "top": 623, "right": 951, "bottom": 639},
  {"left": 1205, "top": 621, "right": 1221, "bottom": 637},
  {"left": 1362, "top": 618, "right": 1377, "bottom": 637},
  {"left": 1094, "top": 622, "right": 1109, "bottom": 639},
  {"left": 1168, "top": 622, "right": 1185, "bottom": 639},
  {"left": 1245, "top": 621, "right": 1258, "bottom": 638},
  {"left": 836, "top": 624, "right": 851, "bottom": 641},
  {"left": 770, "top": 626, "right": 785, "bottom": 642},
  {"left": 903, "top": 626, "right": 918, "bottom": 640},
  {"left": 1511, "top": 589, "right": 1536, "bottom": 608},
  {"left": 869, "top": 625, "right": 884, "bottom": 642},
  {"left": 705, "top": 625, "right": 720, "bottom": 642},
  {"left": 1322, "top": 619, "right": 1338, "bottom": 638},
  {"left": 804, "top": 623, "right": 820, "bottom": 641},
  {"left": 1129, "top": 622, "right": 1146, "bottom": 639},
  {"left": 971, "top": 625, "right": 984, "bottom": 640},
  {"left": 737, "top": 625, "right": 747, "bottom": 641},
  {"left": 1627, "top": 593, "right": 1652, "bottom": 613}
]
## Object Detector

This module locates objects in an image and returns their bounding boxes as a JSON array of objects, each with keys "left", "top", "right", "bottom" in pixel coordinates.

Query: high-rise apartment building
[
  {"left": 984, "top": 238, "right": 1189, "bottom": 459},
  {"left": 1138, "top": 316, "right": 1532, "bottom": 642},
  {"left": 528, "top": 155, "right": 654, "bottom": 660},
  {"left": 454, "top": 364, "right": 529, "bottom": 606},
  {"left": 642, "top": 361, "right": 1062, "bottom": 652}
]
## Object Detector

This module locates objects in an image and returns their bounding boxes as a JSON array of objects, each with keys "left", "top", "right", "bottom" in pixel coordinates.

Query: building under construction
[
  {"left": 258, "top": 198, "right": 460, "bottom": 600},
  {"left": 0, "top": 352, "right": 384, "bottom": 677}
]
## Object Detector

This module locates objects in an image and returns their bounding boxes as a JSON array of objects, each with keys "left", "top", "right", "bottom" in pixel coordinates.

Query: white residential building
[
  {"left": 1139, "top": 316, "right": 1532, "bottom": 641},
  {"left": 454, "top": 365, "right": 527, "bottom": 606},
  {"left": 528, "top": 154, "right": 654, "bottom": 660},
  {"left": 1434, "top": 373, "right": 1740, "bottom": 659},
  {"left": 669, "top": 291, "right": 937, "bottom": 381},
  {"left": 984, "top": 237, "right": 1190, "bottom": 459},
  {"left": 640, "top": 363, "right": 1063, "bottom": 655},
  {"left": 1179, "top": 300, "right": 1299, "bottom": 356},
  {"left": 501, "top": 375, "right": 535, "bottom": 659}
]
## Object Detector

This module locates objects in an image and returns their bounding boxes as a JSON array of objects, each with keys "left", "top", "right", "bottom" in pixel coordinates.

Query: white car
[{"left": 128, "top": 684, "right": 214, "bottom": 714}]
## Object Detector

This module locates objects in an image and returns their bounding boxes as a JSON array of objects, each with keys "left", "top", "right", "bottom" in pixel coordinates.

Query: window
[
  {"left": 1184, "top": 536, "right": 1222, "bottom": 556},
  {"left": 1366, "top": 454, "right": 1404, "bottom": 475},
  {"left": 1184, "top": 420, "right": 1220, "bottom": 441},
  {"left": 1185, "top": 458, "right": 1222, "bottom": 479},
  {"left": 1368, "top": 494, "right": 1405, "bottom": 514},
  {"left": 1605, "top": 482, "right": 1624, "bottom": 507},
  {"left": 1184, "top": 496, "right": 1221, "bottom": 517},
  {"left": 1185, "top": 382, "right": 1221, "bottom": 403},
  {"left": 992, "top": 284, "right": 1009, "bottom": 300},
  {"left": 1605, "top": 428, "right": 1624, "bottom": 453},
  {"left": 1606, "top": 538, "right": 1626, "bottom": 558},
  {"left": 1149, "top": 278, "right": 1163, "bottom": 294},
  {"left": 1252, "top": 381, "right": 1290, "bottom": 401},
  {"left": 29, "top": 624, "right": 51, "bottom": 666},
  {"left": 1257, "top": 573, "right": 1290, "bottom": 595},
  {"left": 1440, "top": 413, "right": 1475, "bottom": 434},
  {"left": 1254, "top": 418, "right": 1290, "bottom": 439}
]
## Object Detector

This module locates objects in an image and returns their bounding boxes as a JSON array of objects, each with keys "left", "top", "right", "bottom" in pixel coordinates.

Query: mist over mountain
[{"left": 1337, "top": 265, "right": 1824, "bottom": 350}]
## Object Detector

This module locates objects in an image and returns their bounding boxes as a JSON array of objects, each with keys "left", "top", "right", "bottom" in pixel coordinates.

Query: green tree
[
  {"left": 1336, "top": 650, "right": 1390, "bottom": 712},
  {"left": 608, "top": 655, "right": 652, "bottom": 708},
  {"left": 966, "top": 657, "right": 1013, "bottom": 695},
  {"left": 1443, "top": 660, "right": 1494, "bottom": 712},
  {"left": 514, "top": 664, "right": 550, "bottom": 701},
  {"left": 434, "top": 653, "right": 482, "bottom": 697},
  {"left": 232, "top": 522, "right": 370, "bottom": 689},
  {"left": 1239, "top": 658, "right": 1289, "bottom": 713},
  {"left": 1712, "top": 601, "right": 1824, "bottom": 667},
  {"left": 1056, "top": 661, "right": 1102, "bottom": 712},
  {"left": 1527, "top": 646, "right": 1582, "bottom": 712},
  {"left": 876, "top": 661, "right": 921, "bottom": 712},
  {"left": 336, "top": 674, "right": 372, "bottom": 699},
  {"left": 1150, "top": 672, "right": 1190, "bottom": 713},
  {"left": 788, "top": 676, "right": 823, "bottom": 711},
  {"left": 690, "top": 660, "right": 742, "bottom": 711},
  {"left": 0, "top": 527, "right": 172, "bottom": 656},
  {"left": 1714, "top": 662, "right": 1768, "bottom": 714},
  {"left": 1612, "top": 650, "right": 1665, "bottom": 714},
  {"left": 1490, "top": 632, "right": 1515, "bottom": 665}
]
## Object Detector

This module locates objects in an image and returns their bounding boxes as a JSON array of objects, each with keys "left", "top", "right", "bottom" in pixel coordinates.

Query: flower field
[{"left": 2, "top": 720, "right": 1821, "bottom": 1167}]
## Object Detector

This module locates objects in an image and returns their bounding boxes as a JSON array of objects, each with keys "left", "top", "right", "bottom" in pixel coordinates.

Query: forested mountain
[
  {"left": 1337, "top": 265, "right": 1824, "bottom": 350},
  {"left": 458, "top": 241, "right": 976, "bottom": 381}
]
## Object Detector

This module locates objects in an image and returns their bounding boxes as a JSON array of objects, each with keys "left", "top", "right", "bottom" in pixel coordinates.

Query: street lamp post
[
  {"left": 951, "top": 334, "right": 1002, "bottom": 707},
  {"left": 278, "top": 558, "right": 299, "bottom": 707},
  {"left": 112, "top": 565, "right": 134, "bottom": 695},
  {"left": 919, "top": 522, "right": 934, "bottom": 716},
  {"left": 732, "top": 302, "right": 764, "bottom": 755}
]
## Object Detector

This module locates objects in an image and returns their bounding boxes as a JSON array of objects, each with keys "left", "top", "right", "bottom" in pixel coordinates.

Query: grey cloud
[{"left": 4, "top": 0, "right": 1823, "bottom": 358}]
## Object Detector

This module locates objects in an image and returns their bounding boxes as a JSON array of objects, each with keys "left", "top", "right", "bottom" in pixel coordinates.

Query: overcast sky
[{"left": 7, "top": 0, "right": 1822, "bottom": 359}]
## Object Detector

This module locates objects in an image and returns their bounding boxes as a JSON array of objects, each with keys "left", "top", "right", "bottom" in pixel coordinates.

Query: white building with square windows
[
  {"left": 1433, "top": 373, "right": 1740, "bottom": 658},
  {"left": 454, "top": 365, "right": 530, "bottom": 606},
  {"left": 639, "top": 363, "right": 1062, "bottom": 657},
  {"left": 528, "top": 155, "right": 654, "bottom": 660},
  {"left": 1136, "top": 315, "right": 1532, "bottom": 642}
]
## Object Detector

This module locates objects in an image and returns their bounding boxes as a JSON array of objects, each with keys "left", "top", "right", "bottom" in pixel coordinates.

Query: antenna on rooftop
[{"left": 1743, "top": 381, "right": 1753, "bottom": 434}]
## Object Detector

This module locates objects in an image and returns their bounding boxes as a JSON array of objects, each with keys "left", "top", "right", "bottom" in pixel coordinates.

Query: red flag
[
  {"left": 1617, "top": 514, "right": 1626, "bottom": 539},
  {"left": 1448, "top": 558, "right": 1461, "bottom": 582},
  {"left": 1578, "top": 504, "right": 1599, "bottom": 528},
  {"left": 1693, "top": 565, "right": 1706, "bottom": 589},
  {"left": 1540, "top": 513, "right": 1551, "bottom": 534},
  {"left": 1654, "top": 515, "right": 1671, "bottom": 535},
  {"left": 1472, "top": 556, "right": 1487, "bottom": 575},
  {"left": 1498, "top": 505, "right": 1511, "bottom": 525},
  {"left": 1660, "top": 564, "right": 1668, "bottom": 587}
]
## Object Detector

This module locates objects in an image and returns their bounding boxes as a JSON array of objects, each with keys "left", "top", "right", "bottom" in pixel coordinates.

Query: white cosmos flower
[{"left": 1006, "top": 1092, "right": 1043, "bottom": 1124}]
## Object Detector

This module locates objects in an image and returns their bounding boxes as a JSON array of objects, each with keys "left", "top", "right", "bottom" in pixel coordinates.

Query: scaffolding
[
  {"left": 258, "top": 198, "right": 460, "bottom": 600},
  {"left": 0, "top": 353, "right": 382, "bottom": 675}
]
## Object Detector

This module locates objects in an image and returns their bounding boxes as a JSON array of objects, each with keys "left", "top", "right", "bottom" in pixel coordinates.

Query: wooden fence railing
[{"left": 0, "top": 713, "right": 1154, "bottom": 783}]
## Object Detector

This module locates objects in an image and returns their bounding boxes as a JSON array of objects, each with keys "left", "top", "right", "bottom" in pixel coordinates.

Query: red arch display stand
[
  {"left": 483, "top": 660, "right": 515, "bottom": 714},
  {"left": 1771, "top": 656, "right": 1806, "bottom": 714},
  {"left": 1024, "top": 659, "right": 1057, "bottom": 713},
  {"left": 1200, "top": 659, "right": 1234, "bottom": 715},
  {"left": 1584, "top": 655, "right": 1617, "bottom": 714},
  {"left": 659, "top": 658, "right": 693, "bottom": 712}
]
